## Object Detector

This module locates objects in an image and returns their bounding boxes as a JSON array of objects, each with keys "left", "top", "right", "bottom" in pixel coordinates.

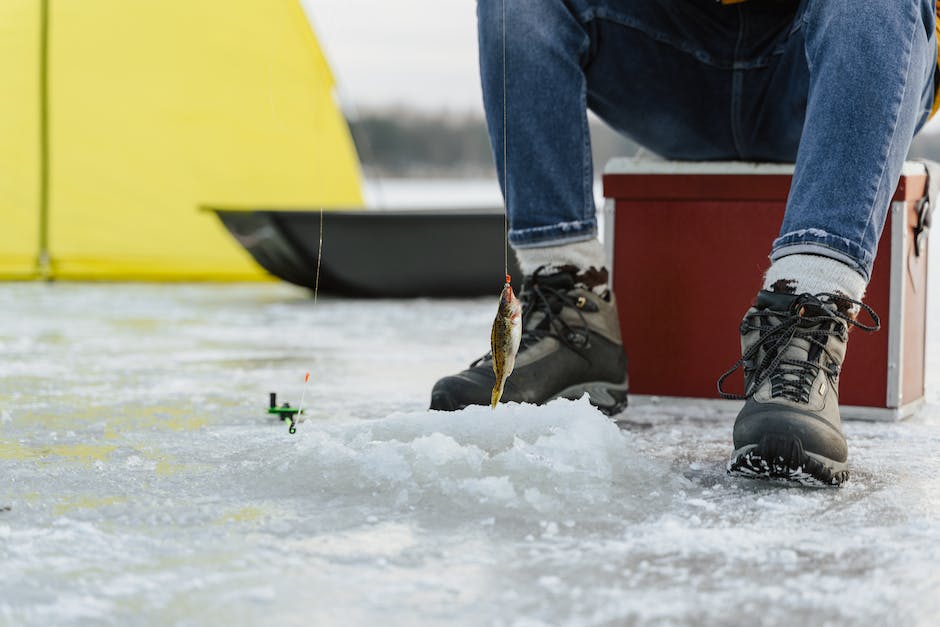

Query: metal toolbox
[{"left": 602, "top": 160, "right": 930, "bottom": 421}]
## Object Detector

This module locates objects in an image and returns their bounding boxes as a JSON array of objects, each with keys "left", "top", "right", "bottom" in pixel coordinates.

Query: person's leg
[
  {"left": 433, "top": 0, "right": 756, "bottom": 413},
  {"left": 769, "top": 0, "right": 937, "bottom": 283},
  {"left": 476, "top": 0, "right": 596, "bottom": 250},
  {"left": 724, "top": 0, "right": 937, "bottom": 485},
  {"left": 476, "top": 0, "right": 760, "bottom": 251}
]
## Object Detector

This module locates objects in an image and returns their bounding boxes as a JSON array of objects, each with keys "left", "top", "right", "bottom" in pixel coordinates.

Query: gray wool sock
[
  {"left": 513, "top": 238, "right": 609, "bottom": 294},
  {"left": 763, "top": 254, "right": 867, "bottom": 303}
]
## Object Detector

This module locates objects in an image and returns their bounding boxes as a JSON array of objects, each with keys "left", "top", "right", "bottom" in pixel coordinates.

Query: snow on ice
[{"left": 0, "top": 279, "right": 938, "bottom": 626}]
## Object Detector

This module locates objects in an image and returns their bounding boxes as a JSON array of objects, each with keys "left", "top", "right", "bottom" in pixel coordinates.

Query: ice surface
[{"left": 0, "top": 275, "right": 938, "bottom": 626}]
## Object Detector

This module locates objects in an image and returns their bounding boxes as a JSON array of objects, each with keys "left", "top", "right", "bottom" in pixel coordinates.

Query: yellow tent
[{"left": 0, "top": 0, "right": 362, "bottom": 280}]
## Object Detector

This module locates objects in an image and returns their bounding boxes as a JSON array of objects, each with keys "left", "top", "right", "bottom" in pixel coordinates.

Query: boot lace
[
  {"left": 471, "top": 266, "right": 594, "bottom": 366},
  {"left": 717, "top": 293, "right": 879, "bottom": 403}
]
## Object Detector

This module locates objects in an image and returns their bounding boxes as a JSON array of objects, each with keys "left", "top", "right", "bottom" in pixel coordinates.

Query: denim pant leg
[
  {"left": 478, "top": 0, "right": 936, "bottom": 270},
  {"left": 477, "top": 0, "right": 753, "bottom": 248},
  {"left": 771, "top": 0, "right": 937, "bottom": 281},
  {"left": 478, "top": 0, "right": 596, "bottom": 248}
]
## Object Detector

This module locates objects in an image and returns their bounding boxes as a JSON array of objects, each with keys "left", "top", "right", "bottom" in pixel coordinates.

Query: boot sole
[
  {"left": 431, "top": 378, "right": 628, "bottom": 416},
  {"left": 727, "top": 433, "right": 848, "bottom": 488},
  {"left": 553, "top": 377, "right": 629, "bottom": 417}
]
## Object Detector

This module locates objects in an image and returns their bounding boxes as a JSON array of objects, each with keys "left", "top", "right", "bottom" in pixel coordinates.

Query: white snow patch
[{"left": 276, "top": 397, "right": 679, "bottom": 518}]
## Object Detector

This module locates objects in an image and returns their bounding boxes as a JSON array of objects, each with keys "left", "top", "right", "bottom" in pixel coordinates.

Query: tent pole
[{"left": 37, "top": 0, "right": 51, "bottom": 279}]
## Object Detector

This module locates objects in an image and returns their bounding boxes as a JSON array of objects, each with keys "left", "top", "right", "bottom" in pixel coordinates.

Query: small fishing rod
[
  {"left": 267, "top": 372, "right": 310, "bottom": 434},
  {"left": 267, "top": 210, "right": 324, "bottom": 434}
]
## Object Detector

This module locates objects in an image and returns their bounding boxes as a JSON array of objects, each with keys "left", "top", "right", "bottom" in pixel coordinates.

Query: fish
[{"left": 490, "top": 274, "right": 522, "bottom": 408}]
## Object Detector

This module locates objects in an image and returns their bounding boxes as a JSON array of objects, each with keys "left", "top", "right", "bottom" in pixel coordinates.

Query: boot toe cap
[
  {"left": 430, "top": 372, "right": 494, "bottom": 411},
  {"left": 733, "top": 401, "right": 848, "bottom": 463}
]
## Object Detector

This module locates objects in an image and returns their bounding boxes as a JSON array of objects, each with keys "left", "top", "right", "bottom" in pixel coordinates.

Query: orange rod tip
[{"left": 304, "top": 372, "right": 310, "bottom": 382}]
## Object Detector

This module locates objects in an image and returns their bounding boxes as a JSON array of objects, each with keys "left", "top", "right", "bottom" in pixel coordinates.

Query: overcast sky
[{"left": 301, "top": 0, "right": 484, "bottom": 113}]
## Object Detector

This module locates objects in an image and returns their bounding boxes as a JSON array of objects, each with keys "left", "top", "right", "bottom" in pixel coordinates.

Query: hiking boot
[
  {"left": 430, "top": 266, "right": 629, "bottom": 415},
  {"left": 719, "top": 290, "right": 879, "bottom": 487}
]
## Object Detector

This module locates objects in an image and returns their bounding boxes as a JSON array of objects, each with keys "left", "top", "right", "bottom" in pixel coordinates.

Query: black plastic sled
[{"left": 207, "top": 207, "right": 522, "bottom": 298}]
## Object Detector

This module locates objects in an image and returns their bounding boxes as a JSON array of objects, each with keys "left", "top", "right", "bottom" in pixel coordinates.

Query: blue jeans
[{"left": 478, "top": 0, "right": 937, "bottom": 281}]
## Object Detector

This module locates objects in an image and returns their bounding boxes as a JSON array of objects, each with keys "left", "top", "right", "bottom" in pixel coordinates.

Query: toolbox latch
[
  {"left": 914, "top": 197, "right": 931, "bottom": 257},
  {"left": 913, "top": 158, "right": 940, "bottom": 257}
]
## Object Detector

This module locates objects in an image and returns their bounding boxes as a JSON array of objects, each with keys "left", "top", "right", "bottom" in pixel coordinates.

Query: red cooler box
[{"left": 602, "top": 160, "right": 930, "bottom": 421}]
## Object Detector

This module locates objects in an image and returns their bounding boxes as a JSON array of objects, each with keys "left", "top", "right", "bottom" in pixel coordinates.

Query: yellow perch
[{"left": 491, "top": 274, "right": 522, "bottom": 408}]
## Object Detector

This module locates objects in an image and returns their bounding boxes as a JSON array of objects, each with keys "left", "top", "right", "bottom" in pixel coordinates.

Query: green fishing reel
[{"left": 268, "top": 392, "right": 303, "bottom": 434}]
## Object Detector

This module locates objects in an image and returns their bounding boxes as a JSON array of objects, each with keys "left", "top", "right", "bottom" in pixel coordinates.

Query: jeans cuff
[
  {"left": 770, "top": 230, "right": 873, "bottom": 282},
  {"left": 509, "top": 218, "right": 598, "bottom": 248}
]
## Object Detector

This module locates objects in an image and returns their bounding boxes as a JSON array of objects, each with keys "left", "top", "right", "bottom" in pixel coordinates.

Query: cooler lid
[{"left": 603, "top": 159, "right": 926, "bottom": 202}]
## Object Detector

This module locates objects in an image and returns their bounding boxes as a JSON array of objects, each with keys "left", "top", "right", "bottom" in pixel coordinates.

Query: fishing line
[
  {"left": 314, "top": 208, "right": 324, "bottom": 304},
  {"left": 295, "top": 209, "right": 325, "bottom": 430},
  {"left": 268, "top": 209, "right": 325, "bottom": 434},
  {"left": 486, "top": 0, "right": 521, "bottom": 412},
  {"left": 502, "top": 0, "right": 509, "bottom": 280}
]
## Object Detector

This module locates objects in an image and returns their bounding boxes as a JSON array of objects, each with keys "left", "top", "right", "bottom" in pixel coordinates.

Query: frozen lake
[
  {"left": 361, "top": 177, "right": 607, "bottom": 213},
  {"left": 0, "top": 275, "right": 938, "bottom": 625}
]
